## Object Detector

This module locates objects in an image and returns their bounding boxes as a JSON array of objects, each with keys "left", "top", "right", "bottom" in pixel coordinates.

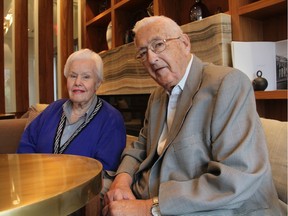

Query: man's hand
[
  {"left": 102, "top": 199, "right": 153, "bottom": 216},
  {"left": 104, "top": 173, "right": 135, "bottom": 205}
]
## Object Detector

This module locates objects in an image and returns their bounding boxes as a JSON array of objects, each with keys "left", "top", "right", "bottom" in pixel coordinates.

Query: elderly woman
[{"left": 17, "top": 48, "right": 126, "bottom": 172}]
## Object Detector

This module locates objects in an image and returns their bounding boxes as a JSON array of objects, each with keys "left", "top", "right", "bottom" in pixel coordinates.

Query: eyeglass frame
[{"left": 135, "top": 36, "right": 181, "bottom": 62}]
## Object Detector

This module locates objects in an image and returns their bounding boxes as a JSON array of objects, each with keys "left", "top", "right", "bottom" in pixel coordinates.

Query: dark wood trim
[
  {"left": 60, "top": 0, "right": 74, "bottom": 99},
  {"left": 38, "top": 0, "right": 54, "bottom": 104},
  {"left": 15, "top": 0, "right": 29, "bottom": 113},
  {"left": 0, "top": 0, "right": 5, "bottom": 113},
  {"left": 81, "top": 0, "right": 86, "bottom": 48}
]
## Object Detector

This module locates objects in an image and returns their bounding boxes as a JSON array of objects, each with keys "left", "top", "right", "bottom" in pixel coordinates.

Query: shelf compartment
[
  {"left": 113, "top": 0, "right": 151, "bottom": 47},
  {"left": 86, "top": 8, "right": 112, "bottom": 26},
  {"left": 86, "top": 10, "right": 111, "bottom": 53},
  {"left": 86, "top": 0, "right": 111, "bottom": 22},
  {"left": 114, "top": 0, "right": 151, "bottom": 10},
  {"left": 238, "top": 0, "right": 287, "bottom": 18},
  {"left": 157, "top": 0, "right": 229, "bottom": 26}
]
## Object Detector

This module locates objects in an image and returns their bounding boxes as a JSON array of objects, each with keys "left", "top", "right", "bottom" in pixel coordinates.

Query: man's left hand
[{"left": 102, "top": 199, "right": 153, "bottom": 216}]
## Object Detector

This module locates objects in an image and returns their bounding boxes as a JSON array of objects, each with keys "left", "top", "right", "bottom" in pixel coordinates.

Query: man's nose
[{"left": 146, "top": 49, "right": 158, "bottom": 63}]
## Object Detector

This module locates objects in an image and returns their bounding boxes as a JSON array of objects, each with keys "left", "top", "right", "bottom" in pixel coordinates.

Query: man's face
[{"left": 135, "top": 22, "right": 191, "bottom": 92}]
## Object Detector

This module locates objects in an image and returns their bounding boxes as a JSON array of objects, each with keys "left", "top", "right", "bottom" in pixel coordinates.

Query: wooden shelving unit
[
  {"left": 84, "top": 0, "right": 287, "bottom": 121},
  {"left": 238, "top": 0, "right": 286, "bottom": 17},
  {"left": 255, "top": 90, "right": 287, "bottom": 100}
]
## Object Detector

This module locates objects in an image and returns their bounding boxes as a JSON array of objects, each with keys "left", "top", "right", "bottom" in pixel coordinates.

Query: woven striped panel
[{"left": 98, "top": 13, "right": 232, "bottom": 95}]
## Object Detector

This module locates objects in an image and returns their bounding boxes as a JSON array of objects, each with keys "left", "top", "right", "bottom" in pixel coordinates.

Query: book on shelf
[
  {"left": 231, "top": 40, "right": 288, "bottom": 91},
  {"left": 275, "top": 40, "right": 287, "bottom": 90}
]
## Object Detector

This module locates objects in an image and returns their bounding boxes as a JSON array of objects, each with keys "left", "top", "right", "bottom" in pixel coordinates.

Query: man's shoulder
[
  {"left": 203, "top": 63, "right": 249, "bottom": 81},
  {"left": 150, "top": 86, "right": 166, "bottom": 100},
  {"left": 203, "top": 63, "right": 235, "bottom": 75}
]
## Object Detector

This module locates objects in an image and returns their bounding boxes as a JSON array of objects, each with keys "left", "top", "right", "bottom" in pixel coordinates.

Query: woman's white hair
[
  {"left": 63, "top": 48, "right": 104, "bottom": 88},
  {"left": 132, "top": 15, "right": 183, "bottom": 36}
]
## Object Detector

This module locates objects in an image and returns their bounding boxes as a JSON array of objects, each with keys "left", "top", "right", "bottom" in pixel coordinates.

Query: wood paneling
[
  {"left": 60, "top": 0, "right": 74, "bottom": 99},
  {"left": 256, "top": 99, "right": 287, "bottom": 121},
  {"left": 0, "top": 1, "right": 5, "bottom": 113},
  {"left": 81, "top": 0, "right": 87, "bottom": 48},
  {"left": 38, "top": 0, "right": 54, "bottom": 104},
  {"left": 15, "top": 0, "right": 29, "bottom": 113}
]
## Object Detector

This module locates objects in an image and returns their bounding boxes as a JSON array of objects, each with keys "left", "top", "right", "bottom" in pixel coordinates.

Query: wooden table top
[{"left": 0, "top": 154, "right": 102, "bottom": 216}]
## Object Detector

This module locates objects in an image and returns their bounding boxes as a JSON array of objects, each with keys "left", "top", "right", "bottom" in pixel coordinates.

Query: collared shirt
[
  {"left": 157, "top": 54, "right": 193, "bottom": 155},
  {"left": 60, "top": 94, "right": 98, "bottom": 146}
]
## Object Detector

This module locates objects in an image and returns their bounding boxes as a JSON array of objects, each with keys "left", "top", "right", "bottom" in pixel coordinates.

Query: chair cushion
[
  {"left": 260, "top": 118, "right": 287, "bottom": 204},
  {"left": 24, "top": 104, "right": 49, "bottom": 129},
  {"left": 0, "top": 118, "right": 27, "bottom": 153}
]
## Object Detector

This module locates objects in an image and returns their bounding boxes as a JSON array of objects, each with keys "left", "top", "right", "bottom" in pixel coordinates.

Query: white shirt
[{"left": 157, "top": 55, "right": 193, "bottom": 155}]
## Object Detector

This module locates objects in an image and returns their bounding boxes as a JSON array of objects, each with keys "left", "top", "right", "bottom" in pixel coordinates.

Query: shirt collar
[
  {"left": 63, "top": 94, "right": 98, "bottom": 122},
  {"left": 178, "top": 54, "right": 193, "bottom": 91}
]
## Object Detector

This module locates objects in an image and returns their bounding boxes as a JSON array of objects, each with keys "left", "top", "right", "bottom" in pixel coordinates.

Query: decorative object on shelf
[
  {"left": 275, "top": 39, "right": 287, "bottom": 89},
  {"left": 123, "top": 9, "right": 148, "bottom": 44},
  {"left": 190, "top": 0, "right": 210, "bottom": 22},
  {"left": 124, "top": 30, "right": 135, "bottom": 44},
  {"left": 231, "top": 41, "right": 277, "bottom": 91},
  {"left": 99, "top": 0, "right": 108, "bottom": 13},
  {"left": 147, "top": 2, "right": 154, "bottom": 17},
  {"left": 214, "top": 7, "right": 223, "bottom": 14},
  {"left": 253, "top": 70, "right": 268, "bottom": 91},
  {"left": 106, "top": 22, "right": 112, "bottom": 50}
]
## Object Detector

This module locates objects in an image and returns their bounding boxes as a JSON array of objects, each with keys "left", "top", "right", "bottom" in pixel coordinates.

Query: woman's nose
[{"left": 74, "top": 76, "right": 82, "bottom": 85}]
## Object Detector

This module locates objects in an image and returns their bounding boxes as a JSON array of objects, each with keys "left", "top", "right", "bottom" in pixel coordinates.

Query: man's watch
[{"left": 151, "top": 196, "right": 161, "bottom": 216}]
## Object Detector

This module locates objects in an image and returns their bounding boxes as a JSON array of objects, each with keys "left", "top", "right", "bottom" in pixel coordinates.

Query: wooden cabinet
[
  {"left": 230, "top": 0, "right": 287, "bottom": 121},
  {"left": 84, "top": 0, "right": 287, "bottom": 51},
  {"left": 84, "top": 0, "right": 287, "bottom": 121},
  {"left": 230, "top": 0, "right": 287, "bottom": 41},
  {"left": 84, "top": 0, "right": 230, "bottom": 52},
  {"left": 255, "top": 90, "right": 287, "bottom": 121}
]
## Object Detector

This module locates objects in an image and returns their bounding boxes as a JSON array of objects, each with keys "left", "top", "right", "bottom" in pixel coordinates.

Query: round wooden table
[{"left": 0, "top": 154, "right": 102, "bottom": 216}]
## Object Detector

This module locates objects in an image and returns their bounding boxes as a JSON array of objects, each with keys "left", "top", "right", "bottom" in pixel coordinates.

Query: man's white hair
[{"left": 132, "top": 15, "right": 183, "bottom": 36}]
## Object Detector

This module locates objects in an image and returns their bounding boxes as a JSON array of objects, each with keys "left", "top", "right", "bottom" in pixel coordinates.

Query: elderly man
[{"left": 103, "top": 16, "right": 281, "bottom": 216}]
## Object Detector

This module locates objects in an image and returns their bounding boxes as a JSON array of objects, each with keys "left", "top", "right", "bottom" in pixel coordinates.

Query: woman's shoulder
[
  {"left": 42, "top": 99, "right": 68, "bottom": 114},
  {"left": 100, "top": 98, "right": 118, "bottom": 112}
]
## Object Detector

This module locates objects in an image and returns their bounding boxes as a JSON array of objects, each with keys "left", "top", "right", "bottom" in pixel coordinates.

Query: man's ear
[{"left": 181, "top": 34, "right": 191, "bottom": 53}]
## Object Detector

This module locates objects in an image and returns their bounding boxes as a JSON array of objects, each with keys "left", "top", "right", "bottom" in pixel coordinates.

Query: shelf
[
  {"left": 238, "top": 0, "right": 287, "bottom": 18},
  {"left": 86, "top": 9, "right": 111, "bottom": 26},
  {"left": 86, "top": 0, "right": 111, "bottom": 22},
  {"left": 114, "top": 0, "right": 150, "bottom": 10},
  {"left": 84, "top": 0, "right": 287, "bottom": 121},
  {"left": 255, "top": 90, "right": 287, "bottom": 100}
]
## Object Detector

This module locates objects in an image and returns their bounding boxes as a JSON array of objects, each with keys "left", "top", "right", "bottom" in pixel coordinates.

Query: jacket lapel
[
  {"left": 166, "top": 55, "right": 204, "bottom": 145},
  {"left": 150, "top": 88, "right": 169, "bottom": 154}
]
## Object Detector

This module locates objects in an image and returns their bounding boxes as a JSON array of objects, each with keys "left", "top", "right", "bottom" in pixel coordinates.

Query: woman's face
[{"left": 67, "top": 59, "right": 98, "bottom": 105}]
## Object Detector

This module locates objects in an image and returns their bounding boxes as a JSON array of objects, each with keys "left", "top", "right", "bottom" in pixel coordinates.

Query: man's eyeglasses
[{"left": 135, "top": 36, "right": 181, "bottom": 62}]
